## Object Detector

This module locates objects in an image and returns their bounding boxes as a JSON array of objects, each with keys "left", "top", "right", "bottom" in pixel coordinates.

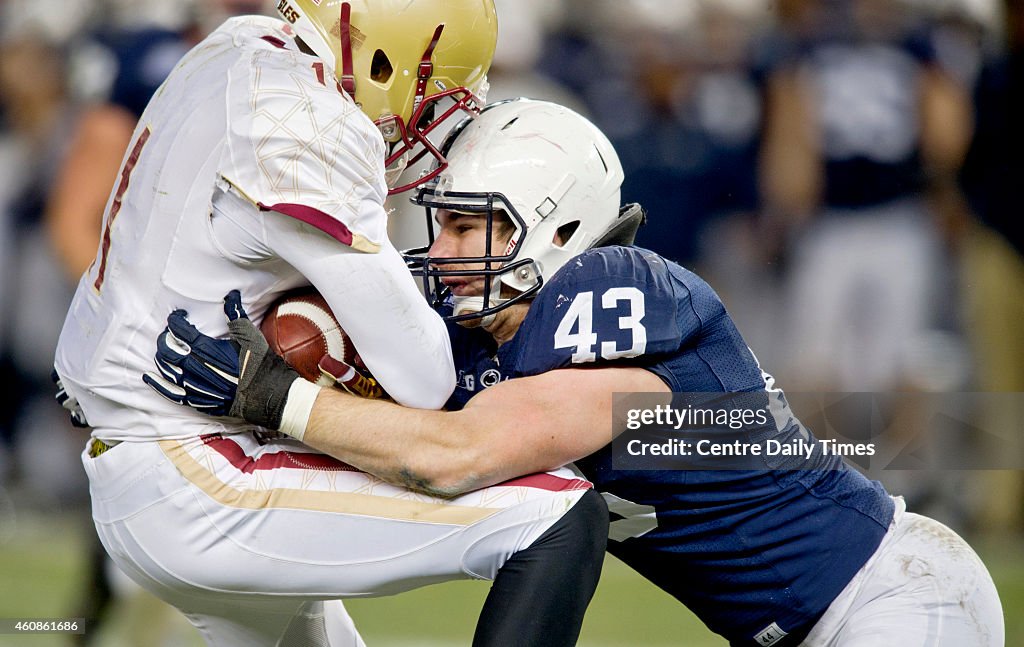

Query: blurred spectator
[
  {"left": 0, "top": 0, "right": 91, "bottom": 492},
  {"left": 0, "top": 10, "right": 84, "bottom": 495},
  {"left": 957, "top": 0, "right": 1024, "bottom": 532},
  {"left": 759, "top": 0, "right": 974, "bottom": 392},
  {"left": 753, "top": 0, "right": 983, "bottom": 526},
  {"left": 539, "top": 0, "right": 769, "bottom": 268}
]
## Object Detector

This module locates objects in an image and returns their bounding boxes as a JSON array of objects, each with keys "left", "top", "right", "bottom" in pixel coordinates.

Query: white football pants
[
  {"left": 82, "top": 432, "right": 591, "bottom": 647},
  {"left": 802, "top": 497, "right": 1004, "bottom": 646}
]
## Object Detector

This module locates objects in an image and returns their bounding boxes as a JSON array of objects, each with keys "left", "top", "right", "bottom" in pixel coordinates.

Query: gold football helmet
[{"left": 281, "top": 0, "right": 498, "bottom": 193}]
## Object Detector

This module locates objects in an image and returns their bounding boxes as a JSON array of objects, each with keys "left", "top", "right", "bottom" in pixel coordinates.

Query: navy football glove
[
  {"left": 144, "top": 291, "right": 301, "bottom": 430},
  {"left": 221, "top": 290, "right": 302, "bottom": 430},
  {"left": 143, "top": 308, "right": 240, "bottom": 416}
]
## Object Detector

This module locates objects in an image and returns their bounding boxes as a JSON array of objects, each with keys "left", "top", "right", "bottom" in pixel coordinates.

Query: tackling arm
[
  {"left": 301, "top": 366, "right": 669, "bottom": 497},
  {"left": 146, "top": 294, "right": 667, "bottom": 497}
]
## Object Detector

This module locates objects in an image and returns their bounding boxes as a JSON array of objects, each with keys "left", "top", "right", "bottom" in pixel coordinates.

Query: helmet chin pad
[
  {"left": 452, "top": 295, "right": 499, "bottom": 327},
  {"left": 383, "top": 152, "right": 410, "bottom": 190}
]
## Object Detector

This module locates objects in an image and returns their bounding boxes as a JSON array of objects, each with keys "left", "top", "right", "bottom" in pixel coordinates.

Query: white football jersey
[{"left": 55, "top": 16, "right": 455, "bottom": 440}]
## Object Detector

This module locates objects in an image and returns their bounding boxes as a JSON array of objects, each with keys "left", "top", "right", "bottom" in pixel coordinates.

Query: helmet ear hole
[
  {"left": 554, "top": 221, "right": 581, "bottom": 247},
  {"left": 370, "top": 49, "right": 394, "bottom": 83}
]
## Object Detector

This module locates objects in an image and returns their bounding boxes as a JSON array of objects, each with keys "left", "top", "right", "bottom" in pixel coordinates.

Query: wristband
[{"left": 279, "top": 379, "right": 322, "bottom": 441}]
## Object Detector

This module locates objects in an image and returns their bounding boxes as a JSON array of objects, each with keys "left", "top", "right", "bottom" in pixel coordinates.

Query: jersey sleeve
[
  {"left": 219, "top": 42, "right": 389, "bottom": 253},
  {"left": 260, "top": 210, "right": 456, "bottom": 410},
  {"left": 513, "top": 247, "right": 703, "bottom": 382}
]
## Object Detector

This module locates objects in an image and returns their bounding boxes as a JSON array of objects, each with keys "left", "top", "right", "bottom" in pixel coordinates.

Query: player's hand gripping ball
[{"left": 260, "top": 290, "right": 386, "bottom": 399}]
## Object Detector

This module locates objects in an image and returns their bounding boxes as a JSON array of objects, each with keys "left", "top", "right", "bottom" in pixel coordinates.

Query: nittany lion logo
[
  {"left": 480, "top": 369, "right": 502, "bottom": 388},
  {"left": 457, "top": 368, "right": 504, "bottom": 391}
]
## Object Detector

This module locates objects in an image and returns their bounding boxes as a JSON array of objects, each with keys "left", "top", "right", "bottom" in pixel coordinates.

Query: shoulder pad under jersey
[
  {"left": 219, "top": 21, "right": 389, "bottom": 253},
  {"left": 511, "top": 246, "right": 700, "bottom": 372}
]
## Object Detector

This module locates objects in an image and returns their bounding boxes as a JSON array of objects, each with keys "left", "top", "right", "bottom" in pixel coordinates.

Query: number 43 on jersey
[{"left": 554, "top": 288, "right": 647, "bottom": 363}]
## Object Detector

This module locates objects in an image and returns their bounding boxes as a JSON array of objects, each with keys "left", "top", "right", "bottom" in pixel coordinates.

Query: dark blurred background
[{"left": 1, "top": 0, "right": 1020, "bottom": 644}]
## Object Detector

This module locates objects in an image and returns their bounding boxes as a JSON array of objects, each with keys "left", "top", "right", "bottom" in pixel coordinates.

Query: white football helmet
[
  {"left": 407, "top": 98, "right": 645, "bottom": 322},
  {"left": 279, "top": 0, "right": 497, "bottom": 194}
]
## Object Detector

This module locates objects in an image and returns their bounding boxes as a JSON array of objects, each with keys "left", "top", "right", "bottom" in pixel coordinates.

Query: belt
[{"left": 88, "top": 438, "right": 119, "bottom": 458}]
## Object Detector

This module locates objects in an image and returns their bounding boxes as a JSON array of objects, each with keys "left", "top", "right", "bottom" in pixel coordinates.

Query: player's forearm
[
  {"left": 299, "top": 367, "right": 657, "bottom": 497},
  {"left": 302, "top": 387, "right": 499, "bottom": 497}
]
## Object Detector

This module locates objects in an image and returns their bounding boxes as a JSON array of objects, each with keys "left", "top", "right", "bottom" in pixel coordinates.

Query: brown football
[{"left": 260, "top": 289, "right": 361, "bottom": 385}]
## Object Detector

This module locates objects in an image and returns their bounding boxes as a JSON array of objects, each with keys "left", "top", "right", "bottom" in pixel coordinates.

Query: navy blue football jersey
[
  {"left": 759, "top": 28, "right": 937, "bottom": 209},
  {"left": 79, "top": 27, "right": 191, "bottom": 119},
  {"left": 446, "top": 246, "right": 895, "bottom": 646}
]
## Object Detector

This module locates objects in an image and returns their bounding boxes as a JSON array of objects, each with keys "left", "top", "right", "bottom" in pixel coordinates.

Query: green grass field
[{"left": 0, "top": 509, "right": 1019, "bottom": 646}]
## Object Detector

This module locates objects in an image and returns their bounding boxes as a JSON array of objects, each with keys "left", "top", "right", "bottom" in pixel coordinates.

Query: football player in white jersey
[{"left": 54, "top": 3, "right": 608, "bottom": 646}]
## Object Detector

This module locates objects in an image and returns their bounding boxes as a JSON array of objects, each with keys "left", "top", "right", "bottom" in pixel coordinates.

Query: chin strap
[
  {"left": 338, "top": 2, "right": 355, "bottom": 98},
  {"left": 411, "top": 24, "right": 445, "bottom": 117},
  {"left": 382, "top": 152, "right": 410, "bottom": 189},
  {"left": 338, "top": 1, "right": 445, "bottom": 116}
]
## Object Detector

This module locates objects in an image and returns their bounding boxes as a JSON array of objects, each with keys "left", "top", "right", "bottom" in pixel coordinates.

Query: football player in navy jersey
[{"left": 150, "top": 99, "right": 1004, "bottom": 646}]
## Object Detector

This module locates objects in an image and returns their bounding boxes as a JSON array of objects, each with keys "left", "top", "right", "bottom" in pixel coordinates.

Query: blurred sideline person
[
  {"left": 958, "top": 0, "right": 1024, "bottom": 534},
  {"left": 759, "top": 0, "right": 972, "bottom": 392},
  {"left": 160, "top": 99, "right": 1004, "bottom": 646},
  {"left": 53, "top": 3, "right": 608, "bottom": 646},
  {"left": 48, "top": 1, "right": 277, "bottom": 283},
  {"left": 0, "top": 18, "right": 79, "bottom": 477}
]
